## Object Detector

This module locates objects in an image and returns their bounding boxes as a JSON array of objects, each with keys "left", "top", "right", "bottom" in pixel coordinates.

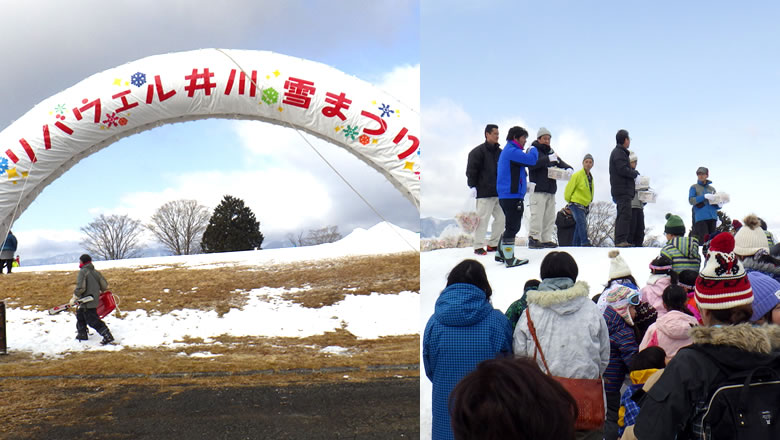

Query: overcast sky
[
  {"left": 0, "top": 1, "right": 420, "bottom": 260},
  {"left": 421, "top": 0, "right": 780, "bottom": 242}
]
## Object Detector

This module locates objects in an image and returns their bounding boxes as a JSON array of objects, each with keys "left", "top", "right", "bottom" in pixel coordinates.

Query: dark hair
[
  {"left": 629, "top": 346, "right": 667, "bottom": 372},
  {"left": 449, "top": 356, "right": 578, "bottom": 440},
  {"left": 484, "top": 124, "right": 498, "bottom": 138},
  {"left": 708, "top": 304, "right": 753, "bottom": 325},
  {"left": 447, "top": 259, "right": 492, "bottom": 300},
  {"left": 524, "top": 279, "right": 541, "bottom": 293},
  {"left": 79, "top": 254, "right": 92, "bottom": 264},
  {"left": 771, "top": 243, "right": 780, "bottom": 258},
  {"left": 506, "top": 126, "right": 529, "bottom": 142},
  {"left": 616, "top": 129, "right": 629, "bottom": 145},
  {"left": 649, "top": 255, "right": 673, "bottom": 275},
  {"left": 592, "top": 294, "right": 601, "bottom": 304},
  {"left": 678, "top": 270, "right": 698, "bottom": 290},
  {"left": 540, "top": 251, "right": 578, "bottom": 282},
  {"left": 758, "top": 217, "right": 768, "bottom": 231},
  {"left": 662, "top": 283, "right": 689, "bottom": 313}
]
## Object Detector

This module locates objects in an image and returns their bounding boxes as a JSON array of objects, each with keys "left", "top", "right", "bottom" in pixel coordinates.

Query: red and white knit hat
[{"left": 695, "top": 232, "right": 753, "bottom": 310}]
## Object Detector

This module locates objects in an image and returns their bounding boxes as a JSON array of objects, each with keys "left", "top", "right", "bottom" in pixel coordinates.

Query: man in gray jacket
[{"left": 70, "top": 254, "right": 114, "bottom": 344}]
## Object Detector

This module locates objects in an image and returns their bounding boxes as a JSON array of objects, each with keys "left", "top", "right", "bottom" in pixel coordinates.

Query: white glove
[
  {"left": 548, "top": 153, "right": 558, "bottom": 163},
  {"left": 69, "top": 295, "right": 79, "bottom": 305},
  {"left": 703, "top": 193, "right": 715, "bottom": 201},
  {"left": 469, "top": 187, "right": 477, "bottom": 198},
  {"left": 565, "top": 169, "right": 574, "bottom": 178}
]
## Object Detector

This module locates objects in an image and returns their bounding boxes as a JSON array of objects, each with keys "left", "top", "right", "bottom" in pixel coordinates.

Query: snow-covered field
[
  {"left": 420, "top": 245, "right": 670, "bottom": 440},
  {"left": 6, "top": 222, "right": 420, "bottom": 358}
]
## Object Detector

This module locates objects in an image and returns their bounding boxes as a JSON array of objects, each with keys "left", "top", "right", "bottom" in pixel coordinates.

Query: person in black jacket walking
[
  {"left": 527, "top": 127, "right": 573, "bottom": 249},
  {"left": 466, "top": 124, "right": 505, "bottom": 255},
  {"left": 609, "top": 129, "right": 639, "bottom": 247}
]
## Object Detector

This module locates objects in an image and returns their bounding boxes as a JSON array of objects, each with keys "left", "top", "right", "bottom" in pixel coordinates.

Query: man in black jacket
[
  {"left": 527, "top": 127, "right": 573, "bottom": 248},
  {"left": 466, "top": 124, "right": 504, "bottom": 255},
  {"left": 609, "top": 129, "right": 639, "bottom": 247}
]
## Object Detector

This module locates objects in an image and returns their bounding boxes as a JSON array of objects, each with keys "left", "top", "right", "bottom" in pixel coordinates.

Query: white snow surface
[
  {"left": 420, "top": 245, "right": 675, "bottom": 440},
  {"left": 5, "top": 222, "right": 420, "bottom": 358}
]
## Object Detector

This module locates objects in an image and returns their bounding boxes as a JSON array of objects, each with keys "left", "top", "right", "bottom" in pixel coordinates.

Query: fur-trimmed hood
[
  {"left": 743, "top": 257, "right": 780, "bottom": 278},
  {"left": 689, "top": 324, "right": 780, "bottom": 354},
  {"left": 527, "top": 281, "right": 591, "bottom": 316}
]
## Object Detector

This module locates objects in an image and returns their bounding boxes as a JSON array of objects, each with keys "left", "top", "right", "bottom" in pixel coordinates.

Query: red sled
[{"left": 96, "top": 291, "right": 117, "bottom": 319}]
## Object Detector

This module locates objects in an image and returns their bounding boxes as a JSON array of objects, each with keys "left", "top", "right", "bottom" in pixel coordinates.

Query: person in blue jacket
[
  {"left": 423, "top": 259, "right": 514, "bottom": 440},
  {"left": 688, "top": 166, "right": 718, "bottom": 243},
  {"left": 496, "top": 126, "right": 539, "bottom": 267},
  {"left": 1, "top": 230, "right": 18, "bottom": 274}
]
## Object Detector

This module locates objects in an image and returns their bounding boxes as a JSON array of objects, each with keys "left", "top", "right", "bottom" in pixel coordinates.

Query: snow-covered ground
[
  {"left": 6, "top": 222, "right": 420, "bottom": 358},
  {"left": 420, "top": 245, "right": 671, "bottom": 440}
]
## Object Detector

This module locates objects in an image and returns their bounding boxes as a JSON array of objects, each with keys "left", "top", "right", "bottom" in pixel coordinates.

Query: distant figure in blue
[
  {"left": 688, "top": 166, "right": 718, "bottom": 243},
  {"left": 1, "top": 230, "right": 18, "bottom": 274},
  {"left": 423, "top": 259, "right": 514, "bottom": 440},
  {"left": 496, "top": 126, "right": 539, "bottom": 267}
]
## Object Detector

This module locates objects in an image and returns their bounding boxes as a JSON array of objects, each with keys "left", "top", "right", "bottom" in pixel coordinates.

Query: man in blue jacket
[
  {"left": 608, "top": 130, "right": 639, "bottom": 247},
  {"left": 688, "top": 166, "right": 718, "bottom": 243},
  {"left": 496, "top": 126, "right": 539, "bottom": 267}
]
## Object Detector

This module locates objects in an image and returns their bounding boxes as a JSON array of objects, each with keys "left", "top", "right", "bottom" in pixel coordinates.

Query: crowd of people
[{"left": 425, "top": 127, "right": 780, "bottom": 439}]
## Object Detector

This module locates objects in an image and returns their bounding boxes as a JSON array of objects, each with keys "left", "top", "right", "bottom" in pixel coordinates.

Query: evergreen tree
[
  {"left": 716, "top": 210, "right": 732, "bottom": 233},
  {"left": 201, "top": 195, "right": 264, "bottom": 253}
]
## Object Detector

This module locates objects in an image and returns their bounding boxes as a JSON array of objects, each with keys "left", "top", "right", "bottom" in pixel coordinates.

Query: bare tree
[
  {"left": 286, "top": 231, "right": 306, "bottom": 247},
  {"left": 587, "top": 201, "right": 616, "bottom": 247},
  {"left": 147, "top": 199, "right": 211, "bottom": 255},
  {"left": 287, "top": 225, "right": 344, "bottom": 247},
  {"left": 643, "top": 227, "right": 663, "bottom": 247},
  {"left": 81, "top": 214, "right": 144, "bottom": 260},
  {"left": 305, "top": 225, "right": 343, "bottom": 245}
]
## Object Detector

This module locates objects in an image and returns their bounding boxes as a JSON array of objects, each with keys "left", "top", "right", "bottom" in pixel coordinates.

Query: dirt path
[{"left": 6, "top": 376, "right": 419, "bottom": 439}]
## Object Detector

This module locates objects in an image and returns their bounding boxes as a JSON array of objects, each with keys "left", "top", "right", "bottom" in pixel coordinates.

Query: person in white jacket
[{"left": 513, "top": 251, "right": 610, "bottom": 440}]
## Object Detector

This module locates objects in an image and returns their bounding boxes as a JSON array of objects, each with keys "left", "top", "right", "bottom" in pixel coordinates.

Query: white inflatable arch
[{"left": 0, "top": 49, "right": 419, "bottom": 234}]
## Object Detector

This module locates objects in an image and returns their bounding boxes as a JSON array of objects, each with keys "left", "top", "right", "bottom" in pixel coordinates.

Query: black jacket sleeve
[
  {"left": 614, "top": 150, "right": 639, "bottom": 179},
  {"left": 529, "top": 151, "right": 551, "bottom": 170},
  {"left": 466, "top": 147, "right": 482, "bottom": 188}
]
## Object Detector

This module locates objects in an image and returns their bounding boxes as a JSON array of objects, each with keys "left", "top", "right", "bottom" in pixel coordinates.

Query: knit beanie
[
  {"left": 649, "top": 255, "right": 673, "bottom": 275},
  {"left": 733, "top": 215, "right": 770, "bottom": 256},
  {"left": 606, "top": 284, "right": 640, "bottom": 326},
  {"left": 731, "top": 219, "right": 743, "bottom": 231},
  {"left": 583, "top": 153, "right": 594, "bottom": 163},
  {"left": 747, "top": 271, "right": 780, "bottom": 322},
  {"left": 664, "top": 213, "right": 686, "bottom": 236},
  {"left": 694, "top": 232, "right": 753, "bottom": 310},
  {"left": 537, "top": 127, "right": 551, "bottom": 139},
  {"left": 608, "top": 250, "right": 632, "bottom": 279},
  {"left": 678, "top": 270, "right": 698, "bottom": 292}
]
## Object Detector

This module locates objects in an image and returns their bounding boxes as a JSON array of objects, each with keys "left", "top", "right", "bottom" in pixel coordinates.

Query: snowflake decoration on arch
[
  {"left": 262, "top": 87, "right": 279, "bottom": 105},
  {"left": 103, "top": 111, "right": 119, "bottom": 128},
  {"left": 342, "top": 125, "right": 359, "bottom": 140},
  {"left": 130, "top": 72, "right": 146, "bottom": 87},
  {"left": 378, "top": 103, "right": 394, "bottom": 118},
  {"left": 54, "top": 104, "right": 66, "bottom": 115},
  {"left": 0, "top": 157, "right": 9, "bottom": 175}
]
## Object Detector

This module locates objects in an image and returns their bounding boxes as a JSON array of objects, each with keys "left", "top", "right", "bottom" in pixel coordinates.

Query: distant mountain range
[{"left": 420, "top": 217, "right": 458, "bottom": 238}]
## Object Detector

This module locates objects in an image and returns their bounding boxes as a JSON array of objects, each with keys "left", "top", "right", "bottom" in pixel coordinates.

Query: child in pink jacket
[
  {"left": 639, "top": 255, "right": 675, "bottom": 317},
  {"left": 638, "top": 282, "right": 699, "bottom": 362}
]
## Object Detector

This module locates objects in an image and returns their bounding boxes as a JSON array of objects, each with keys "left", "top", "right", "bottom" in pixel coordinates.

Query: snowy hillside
[
  {"left": 420, "top": 245, "right": 683, "bottom": 440},
  {"left": 5, "top": 222, "right": 419, "bottom": 358}
]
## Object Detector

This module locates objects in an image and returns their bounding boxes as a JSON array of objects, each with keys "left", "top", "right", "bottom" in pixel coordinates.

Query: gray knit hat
[
  {"left": 583, "top": 153, "right": 594, "bottom": 162},
  {"left": 537, "top": 127, "right": 551, "bottom": 139},
  {"left": 696, "top": 166, "right": 709, "bottom": 175}
]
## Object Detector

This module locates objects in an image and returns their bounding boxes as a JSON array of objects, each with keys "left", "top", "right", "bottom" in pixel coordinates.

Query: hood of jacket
[
  {"left": 526, "top": 280, "right": 590, "bottom": 316},
  {"left": 433, "top": 283, "right": 493, "bottom": 327},
  {"left": 743, "top": 257, "right": 780, "bottom": 277},
  {"left": 656, "top": 310, "right": 698, "bottom": 340},
  {"left": 667, "top": 236, "right": 699, "bottom": 259},
  {"left": 603, "top": 304, "right": 631, "bottom": 333},
  {"left": 690, "top": 323, "right": 780, "bottom": 354}
]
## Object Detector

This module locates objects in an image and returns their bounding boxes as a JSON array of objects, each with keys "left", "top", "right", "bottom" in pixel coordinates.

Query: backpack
[{"left": 694, "top": 349, "right": 780, "bottom": 440}]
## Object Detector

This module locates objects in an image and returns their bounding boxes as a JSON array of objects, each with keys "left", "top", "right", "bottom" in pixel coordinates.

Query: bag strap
[{"left": 526, "top": 307, "right": 552, "bottom": 375}]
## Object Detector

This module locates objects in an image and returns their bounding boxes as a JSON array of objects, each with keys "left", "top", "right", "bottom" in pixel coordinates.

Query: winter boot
[
  {"left": 495, "top": 235, "right": 506, "bottom": 263},
  {"left": 76, "top": 329, "right": 88, "bottom": 341},
  {"left": 502, "top": 243, "right": 529, "bottom": 268},
  {"left": 100, "top": 329, "right": 115, "bottom": 345},
  {"left": 528, "top": 237, "right": 544, "bottom": 249}
]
